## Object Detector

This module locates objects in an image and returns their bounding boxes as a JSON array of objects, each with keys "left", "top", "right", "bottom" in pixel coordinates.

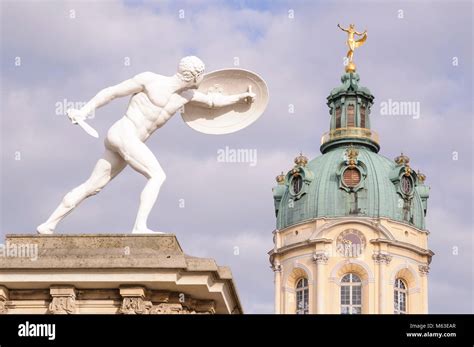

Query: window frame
[
  {"left": 340, "top": 273, "right": 362, "bottom": 314},
  {"left": 295, "top": 277, "right": 309, "bottom": 314},
  {"left": 394, "top": 278, "right": 408, "bottom": 314}
]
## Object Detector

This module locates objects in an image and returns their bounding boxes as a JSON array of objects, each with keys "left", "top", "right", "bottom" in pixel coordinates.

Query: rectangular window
[
  {"left": 360, "top": 106, "right": 366, "bottom": 128},
  {"left": 347, "top": 105, "right": 355, "bottom": 127},
  {"left": 335, "top": 107, "right": 341, "bottom": 128}
]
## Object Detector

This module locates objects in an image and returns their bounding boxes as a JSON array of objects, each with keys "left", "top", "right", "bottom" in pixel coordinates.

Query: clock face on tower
[{"left": 401, "top": 176, "right": 412, "bottom": 194}]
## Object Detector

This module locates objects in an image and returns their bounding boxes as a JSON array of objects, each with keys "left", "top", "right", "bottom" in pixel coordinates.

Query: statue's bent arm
[{"left": 80, "top": 72, "right": 155, "bottom": 116}]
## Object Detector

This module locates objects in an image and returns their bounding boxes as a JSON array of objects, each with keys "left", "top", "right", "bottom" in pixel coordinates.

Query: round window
[
  {"left": 343, "top": 168, "right": 361, "bottom": 188},
  {"left": 401, "top": 176, "right": 412, "bottom": 194},
  {"left": 292, "top": 175, "right": 303, "bottom": 195}
]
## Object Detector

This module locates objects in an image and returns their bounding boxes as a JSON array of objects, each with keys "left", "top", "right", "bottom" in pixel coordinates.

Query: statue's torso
[{"left": 120, "top": 74, "right": 191, "bottom": 141}]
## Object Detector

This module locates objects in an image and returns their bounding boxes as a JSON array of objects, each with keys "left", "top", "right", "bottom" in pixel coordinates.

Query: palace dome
[{"left": 272, "top": 73, "right": 429, "bottom": 230}]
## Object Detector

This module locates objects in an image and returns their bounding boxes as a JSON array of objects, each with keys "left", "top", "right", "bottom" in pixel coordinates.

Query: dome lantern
[{"left": 321, "top": 72, "right": 379, "bottom": 154}]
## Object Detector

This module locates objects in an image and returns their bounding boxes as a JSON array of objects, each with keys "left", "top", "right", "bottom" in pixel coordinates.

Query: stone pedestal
[{"left": 0, "top": 234, "right": 242, "bottom": 314}]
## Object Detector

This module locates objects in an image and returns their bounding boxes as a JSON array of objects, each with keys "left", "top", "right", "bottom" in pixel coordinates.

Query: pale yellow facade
[{"left": 269, "top": 216, "right": 433, "bottom": 314}]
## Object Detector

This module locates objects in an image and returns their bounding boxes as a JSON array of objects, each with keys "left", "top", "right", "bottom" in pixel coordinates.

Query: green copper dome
[{"left": 272, "top": 73, "right": 430, "bottom": 230}]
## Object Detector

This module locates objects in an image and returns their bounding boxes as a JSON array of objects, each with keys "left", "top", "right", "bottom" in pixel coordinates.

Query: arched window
[
  {"left": 296, "top": 278, "right": 309, "bottom": 314},
  {"left": 341, "top": 273, "right": 362, "bottom": 314},
  {"left": 394, "top": 278, "right": 407, "bottom": 314}
]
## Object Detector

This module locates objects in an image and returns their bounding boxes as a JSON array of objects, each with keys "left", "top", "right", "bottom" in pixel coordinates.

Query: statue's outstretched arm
[
  {"left": 337, "top": 24, "right": 349, "bottom": 33},
  {"left": 185, "top": 89, "right": 255, "bottom": 108},
  {"left": 80, "top": 72, "right": 154, "bottom": 116},
  {"left": 355, "top": 30, "right": 367, "bottom": 36}
]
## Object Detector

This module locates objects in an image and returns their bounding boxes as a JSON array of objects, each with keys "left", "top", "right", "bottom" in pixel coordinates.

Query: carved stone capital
[
  {"left": 272, "top": 263, "right": 282, "bottom": 272},
  {"left": 0, "top": 286, "right": 8, "bottom": 314},
  {"left": 119, "top": 287, "right": 215, "bottom": 314},
  {"left": 0, "top": 300, "right": 7, "bottom": 314},
  {"left": 120, "top": 297, "right": 153, "bottom": 314},
  {"left": 119, "top": 286, "right": 152, "bottom": 314},
  {"left": 150, "top": 303, "right": 196, "bottom": 314},
  {"left": 418, "top": 264, "right": 430, "bottom": 276},
  {"left": 312, "top": 252, "right": 329, "bottom": 265},
  {"left": 49, "top": 286, "right": 76, "bottom": 314},
  {"left": 194, "top": 300, "right": 216, "bottom": 314},
  {"left": 49, "top": 297, "right": 76, "bottom": 314},
  {"left": 372, "top": 252, "right": 392, "bottom": 264}
]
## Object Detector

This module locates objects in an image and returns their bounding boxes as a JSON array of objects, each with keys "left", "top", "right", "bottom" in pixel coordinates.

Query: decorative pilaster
[
  {"left": 0, "top": 286, "right": 9, "bottom": 314},
  {"left": 372, "top": 252, "right": 392, "bottom": 314},
  {"left": 418, "top": 264, "right": 430, "bottom": 313},
  {"left": 272, "top": 262, "right": 282, "bottom": 314},
  {"left": 49, "top": 286, "right": 76, "bottom": 314},
  {"left": 313, "top": 252, "right": 328, "bottom": 314}
]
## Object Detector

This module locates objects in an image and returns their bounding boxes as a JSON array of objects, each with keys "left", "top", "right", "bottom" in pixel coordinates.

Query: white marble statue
[{"left": 37, "top": 56, "right": 257, "bottom": 234}]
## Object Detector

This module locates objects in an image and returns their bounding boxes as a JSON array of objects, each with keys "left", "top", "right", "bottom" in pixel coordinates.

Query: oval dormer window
[
  {"left": 292, "top": 175, "right": 303, "bottom": 195},
  {"left": 343, "top": 168, "right": 361, "bottom": 188},
  {"left": 401, "top": 176, "right": 412, "bottom": 195}
]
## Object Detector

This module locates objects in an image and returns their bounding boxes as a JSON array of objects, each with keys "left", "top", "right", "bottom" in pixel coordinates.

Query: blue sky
[{"left": 0, "top": 0, "right": 472, "bottom": 313}]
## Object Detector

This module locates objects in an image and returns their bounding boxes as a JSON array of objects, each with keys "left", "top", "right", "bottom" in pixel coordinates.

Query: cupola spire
[{"left": 321, "top": 24, "right": 379, "bottom": 154}]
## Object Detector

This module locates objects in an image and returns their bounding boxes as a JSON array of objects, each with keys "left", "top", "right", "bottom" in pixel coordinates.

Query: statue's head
[
  {"left": 349, "top": 24, "right": 355, "bottom": 29},
  {"left": 177, "top": 56, "right": 205, "bottom": 87}
]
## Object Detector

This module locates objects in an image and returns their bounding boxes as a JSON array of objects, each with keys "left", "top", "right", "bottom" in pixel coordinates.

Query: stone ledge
[
  {"left": 0, "top": 233, "right": 243, "bottom": 314},
  {"left": 1, "top": 234, "right": 186, "bottom": 269},
  {"left": 0, "top": 234, "right": 237, "bottom": 281}
]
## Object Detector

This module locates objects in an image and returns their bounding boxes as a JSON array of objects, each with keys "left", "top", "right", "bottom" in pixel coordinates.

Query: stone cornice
[
  {"left": 273, "top": 216, "right": 430, "bottom": 236},
  {"left": 269, "top": 238, "right": 333, "bottom": 256},
  {"left": 370, "top": 238, "right": 434, "bottom": 262}
]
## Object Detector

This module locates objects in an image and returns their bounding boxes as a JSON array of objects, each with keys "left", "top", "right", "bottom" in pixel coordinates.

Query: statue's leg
[
  {"left": 118, "top": 137, "right": 165, "bottom": 234},
  {"left": 36, "top": 149, "right": 126, "bottom": 234},
  {"left": 347, "top": 49, "right": 353, "bottom": 62},
  {"left": 347, "top": 40, "right": 355, "bottom": 62}
]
